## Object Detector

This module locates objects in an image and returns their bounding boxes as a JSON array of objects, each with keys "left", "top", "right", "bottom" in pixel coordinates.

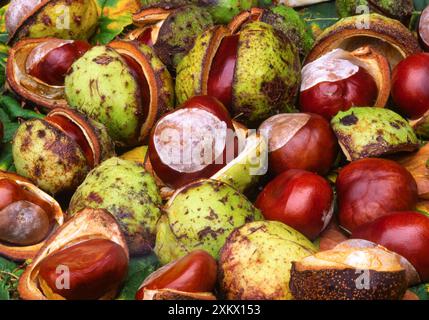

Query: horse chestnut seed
[
  {"left": 38, "top": 238, "right": 128, "bottom": 300},
  {"left": 148, "top": 95, "right": 237, "bottom": 189},
  {"left": 299, "top": 49, "right": 378, "bottom": 120},
  {"left": 259, "top": 113, "right": 338, "bottom": 176},
  {"left": 26, "top": 39, "right": 91, "bottom": 86},
  {"left": 391, "top": 53, "right": 429, "bottom": 119},
  {"left": 255, "top": 169, "right": 334, "bottom": 240},
  {"left": 337, "top": 158, "right": 418, "bottom": 232},
  {"left": 207, "top": 35, "right": 239, "bottom": 108},
  {"left": 135, "top": 250, "right": 217, "bottom": 300},
  {"left": 352, "top": 211, "right": 429, "bottom": 282}
]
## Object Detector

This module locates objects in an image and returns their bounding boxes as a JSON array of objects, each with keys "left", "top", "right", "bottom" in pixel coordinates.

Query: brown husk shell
[
  {"left": 306, "top": 14, "right": 421, "bottom": 69},
  {"left": 227, "top": 8, "right": 264, "bottom": 34},
  {"left": 290, "top": 264, "right": 407, "bottom": 300},
  {"left": 0, "top": 171, "right": 64, "bottom": 260},
  {"left": 7, "top": 0, "right": 50, "bottom": 45},
  {"left": 347, "top": 46, "right": 391, "bottom": 108},
  {"left": 141, "top": 288, "right": 216, "bottom": 300},
  {"left": 392, "top": 143, "right": 429, "bottom": 199},
  {"left": 289, "top": 241, "right": 409, "bottom": 300},
  {"left": 107, "top": 40, "right": 172, "bottom": 142},
  {"left": 127, "top": 8, "right": 170, "bottom": 44},
  {"left": 18, "top": 208, "right": 129, "bottom": 300},
  {"left": 6, "top": 37, "right": 69, "bottom": 110},
  {"left": 132, "top": 7, "right": 170, "bottom": 26}
]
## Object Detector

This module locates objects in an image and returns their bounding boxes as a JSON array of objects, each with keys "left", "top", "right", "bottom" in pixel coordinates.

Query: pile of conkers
[{"left": 1, "top": 0, "right": 429, "bottom": 301}]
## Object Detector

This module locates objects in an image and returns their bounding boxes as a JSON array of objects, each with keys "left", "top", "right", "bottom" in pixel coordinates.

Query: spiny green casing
[
  {"left": 140, "top": 0, "right": 256, "bottom": 24},
  {"left": 212, "top": 133, "right": 268, "bottom": 193},
  {"left": 68, "top": 157, "right": 162, "bottom": 256},
  {"left": 176, "top": 21, "right": 301, "bottom": 126},
  {"left": 203, "top": 0, "right": 258, "bottom": 24},
  {"left": 336, "top": 0, "right": 413, "bottom": 21},
  {"left": 10, "top": 0, "right": 98, "bottom": 44},
  {"left": 154, "top": 179, "right": 263, "bottom": 265},
  {"left": 155, "top": 5, "right": 213, "bottom": 71},
  {"left": 90, "top": 118, "right": 116, "bottom": 161},
  {"left": 12, "top": 114, "right": 114, "bottom": 195},
  {"left": 175, "top": 28, "right": 214, "bottom": 103},
  {"left": 219, "top": 220, "right": 316, "bottom": 300},
  {"left": 138, "top": 43, "right": 175, "bottom": 116},
  {"left": 331, "top": 107, "right": 419, "bottom": 161},
  {"left": 262, "top": 5, "right": 314, "bottom": 55},
  {"left": 65, "top": 45, "right": 174, "bottom": 146},
  {"left": 65, "top": 46, "right": 140, "bottom": 144},
  {"left": 12, "top": 119, "right": 87, "bottom": 195},
  {"left": 336, "top": 0, "right": 368, "bottom": 17},
  {"left": 232, "top": 22, "right": 300, "bottom": 125}
]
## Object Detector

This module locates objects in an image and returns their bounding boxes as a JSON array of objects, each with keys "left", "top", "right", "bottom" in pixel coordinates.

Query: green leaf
[
  {"left": 0, "top": 257, "right": 21, "bottom": 301},
  {"left": 0, "top": 143, "right": 14, "bottom": 171},
  {"left": 410, "top": 283, "right": 429, "bottom": 300},
  {"left": 92, "top": 14, "right": 133, "bottom": 44},
  {"left": 299, "top": 2, "right": 340, "bottom": 34},
  {"left": 0, "top": 256, "right": 17, "bottom": 272},
  {"left": 0, "top": 107, "right": 19, "bottom": 144},
  {"left": 92, "top": 0, "right": 139, "bottom": 45},
  {"left": 0, "top": 4, "right": 8, "bottom": 35},
  {"left": 0, "top": 95, "right": 45, "bottom": 121},
  {"left": 414, "top": 0, "right": 429, "bottom": 11},
  {"left": 117, "top": 253, "right": 159, "bottom": 300},
  {"left": 0, "top": 283, "right": 10, "bottom": 300},
  {"left": 0, "top": 95, "right": 44, "bottom": 171}
]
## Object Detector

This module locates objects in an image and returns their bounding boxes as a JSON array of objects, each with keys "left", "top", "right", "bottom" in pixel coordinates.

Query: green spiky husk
[{"left": 68, "top": 157, "right": 163, "bottom": 256}]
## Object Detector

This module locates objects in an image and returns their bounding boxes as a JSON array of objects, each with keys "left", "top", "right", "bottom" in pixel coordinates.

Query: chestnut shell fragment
[
  {"left": 6, "top": 0, "right": 98, "bottom": 45},
  {"left": 289, "top": 240, "right": 409, "bottom": 300},
  {"left": 307, "top": 14, "right": 421, "bottom": 69},
  {"left": 0, "top": 171, "right": 64, "bottom": 260},
  {"left": 130, "top": 5, "right": 214, "bottom": 72},
  {"left": 6, "top": 38, "right": 69, "bottom": 110}
]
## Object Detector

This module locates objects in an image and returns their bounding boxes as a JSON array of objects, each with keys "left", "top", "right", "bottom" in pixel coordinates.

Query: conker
[
  {"left": 352, "top": 211, "right": 429, "bottom": 282},
  {"left": 258, "top": 113, "right": 338, "bottom": 176},
  {"left": 300, "top": 50, "right": 378, "bottom": 120},
  {"left": 175, "top": 22, "right": 301, "bottom": 126},
  {"left": 26, "top": 39, "right": 91, "bottom": 86},
  {"left": 136, "top": 27, "right": 154, "bottom": 46},
  {"left": 207, "top": 35, "right": 239, "bottom": 108},
  {"left": 0, "top": 200, "right": 50, "bottom": 246},
  {"left": 135, "top": 250, "right": 217, "bottom": 300},
  {"left": 38, "top": 238, "right": 128, "bottom": 300},
  {"left": 148, "top": 95, "right": 237, "bottom": 189},
  {"left": 337, "top": 158, "right": 418, "bottom": 232},
  {"left": 255, "top": 169, "right": 334, "bottom": 240},
  {"left": 391, "top": 53, "right": 429, "bottom": 119},
  {"left": 0, "top": 179, "right": 52, "bottom": 214}
]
